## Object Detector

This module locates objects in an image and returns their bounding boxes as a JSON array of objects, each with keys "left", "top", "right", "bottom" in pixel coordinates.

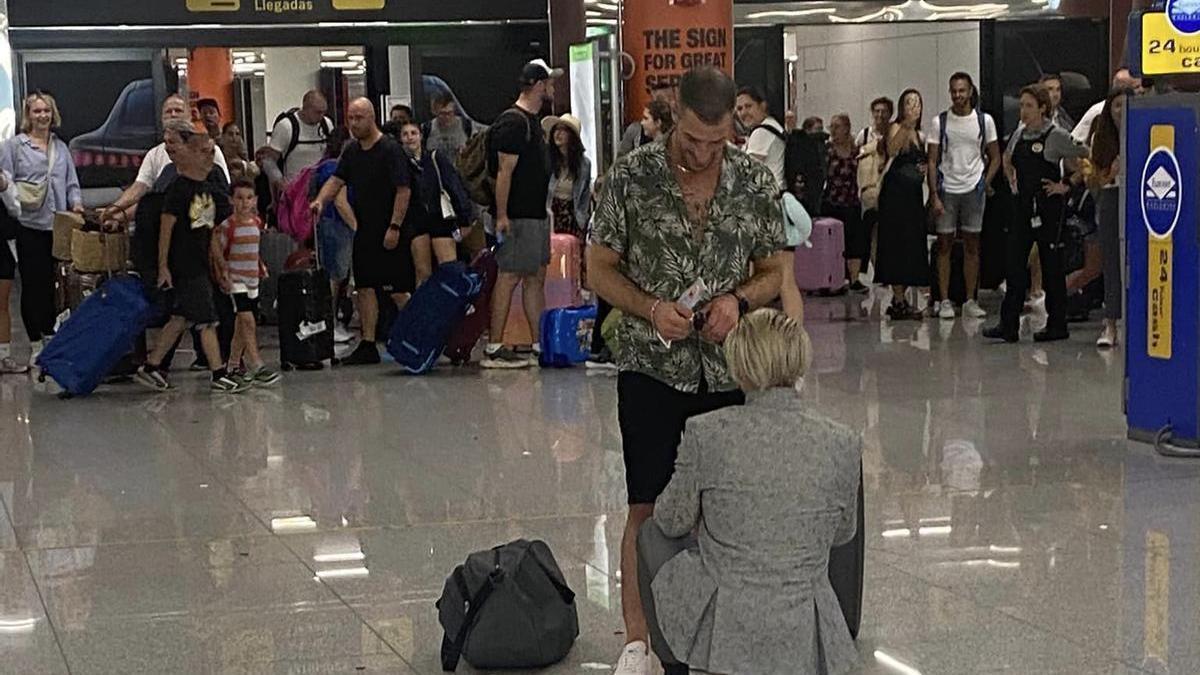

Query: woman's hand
[{"left": 71, "top": 204, "right": 85, "bottom": 214}]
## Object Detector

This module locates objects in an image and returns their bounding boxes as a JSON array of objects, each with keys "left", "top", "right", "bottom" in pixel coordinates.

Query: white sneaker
[
  {"left": 613, "top": 641, "right": 650, "bottom": 675},
  {"left": 1097, "top": 326, "right": 1117, "bottom": 349},
  {"left": 938, "top": 299, "right": 956, "bottom": 320},
  {"left": 963, "top": 299, "right": 987, "bottom": 318},
  {"left": 333, "top": 325, "right": 355, "bottom": 344},
  {"left": 0, "top": 356, "right": 28, "bottom": 375}
]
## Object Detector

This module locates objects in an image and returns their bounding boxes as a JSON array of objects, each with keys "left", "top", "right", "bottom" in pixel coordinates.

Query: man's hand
[
  {"left": 496, "top": 216, "right": 512, "bottom": 237},
  {"left": 218, "top": 274, "right": 233, "bottom": 294},
  {"left": 929, "top": 196, "right": 945, "bottom": 219},
  {"left": 309, "top": 200, "right": 324, "bottom": 223},
  {"left": 383, "top": 225, "right": 401, "bottom": 251},
  {"left": 1041, "top": 179, "right": 1069, "bottom": 196},
  {"left": 652, "top": 300, "right": 693, "bottom": 342},
  {"left": 699, "top": 294, "right": 739, "bottom": 343},
  {"left": 157, "top": 266, "right": 173, "bottom": 290},
  {"left": 71, "top": 204, "right": 85, "bottom": 214}
]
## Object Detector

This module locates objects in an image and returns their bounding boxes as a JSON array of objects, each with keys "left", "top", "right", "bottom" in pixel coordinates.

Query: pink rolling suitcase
[
  {"left": 503, "top": 233, "right": 583, "bottom": 346},
  {"left": 794, "top": 217, "right": 845, "bottom": 292}
]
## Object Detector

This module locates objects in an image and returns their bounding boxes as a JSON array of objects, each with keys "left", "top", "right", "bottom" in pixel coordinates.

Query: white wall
[
  {"left": 262, "top": 47, "right": 321, "bottom": 127},
  {"left": 788, "top": 23, "right": 980, "bottom": 132}
]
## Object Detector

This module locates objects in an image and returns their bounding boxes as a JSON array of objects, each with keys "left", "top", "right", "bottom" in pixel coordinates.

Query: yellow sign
[
  {"left": 187, "top": 0, "right": 240, "bottom": 10},
  {"left": 1147, "top": 125, "right": 1175, "bottom": 360},
  {"left": 333, "top": 0, "right": 386, "bottom": 8},
  {"left": 1142, "top": 13, "right": 1200, "bottom": 74}
]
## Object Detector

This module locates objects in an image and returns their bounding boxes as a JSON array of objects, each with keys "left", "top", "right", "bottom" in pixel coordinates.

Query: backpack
[
  {"left": 272, "top": 108, "right": 332, "bottom": 167},
  {"left": 437, "top": 539, "right": 579, "bottom": 671},
  {"left": 936, "top": 109, "right": 988, "bottom": 194},
  {"left": 456, "top": 108, "right": 532, "bottom": 208},
  {"left": 276, "top": 164, "right": 319, "bottom": 245},
  {"left": 778, "top": 129, "right": 829, "bottom": 217}
]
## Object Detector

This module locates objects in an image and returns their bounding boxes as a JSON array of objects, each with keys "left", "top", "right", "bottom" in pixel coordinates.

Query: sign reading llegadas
[
  {"left": 623, "top": 0, "right": 734, "bottom": 124},
  {"left": 8, "top": 0, "right": 544, "bottom": 26}
]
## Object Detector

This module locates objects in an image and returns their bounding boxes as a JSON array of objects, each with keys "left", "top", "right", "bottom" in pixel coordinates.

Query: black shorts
[
  {"left": 353, "top": 221, "right": 416, "bottom": 293},
  {"left": 170, "top": 274, "right": 218, "bottom": 325},
  {"left": 414, "top": 215, "right": 458, "bottom": 240},
  {"left": 228, "top": 292, "right": 260, "bottom": 315},
  {"left": 0, "top": 240, "right": 14, "bottom": 280},
  {"left": 617, "top": 371, "right": 745, "bottom": 505}
]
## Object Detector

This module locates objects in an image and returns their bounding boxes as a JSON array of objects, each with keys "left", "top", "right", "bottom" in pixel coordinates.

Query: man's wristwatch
[{"left": 733, "top": 292, "right": 750, "bottom": 317}]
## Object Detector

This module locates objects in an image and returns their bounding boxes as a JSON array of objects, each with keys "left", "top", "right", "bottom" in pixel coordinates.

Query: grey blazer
[{"left": 651, "top": 387, "right": 861, "bottom": 675}]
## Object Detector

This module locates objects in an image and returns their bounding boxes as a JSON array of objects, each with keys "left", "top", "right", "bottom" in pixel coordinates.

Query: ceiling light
[
  {"left": 321, "top": 49, "right": 349, "bottom": 59},
  {"left": 746, "top": 8, "right": 836, "bottom": 19},
  {"left": 314, "top": 566, "right": 369, "bottom": 579},
  {"left": 232, "top": 50, "right": 258, "bottom": 59},
  {"left": 874, "top": 650, "right": 923, "bottom": 675},
  {"left": 271, "top": 515, "right": 317, "bottom": 532},
  {"left": 322, "top": 60, "right": 361, "bottom": 69},
  {"left": 0, "top": 617, "right": 38, "bottom": 634},
  {"left": 314, "top": 551, "right": 365, "bottom": 563}
]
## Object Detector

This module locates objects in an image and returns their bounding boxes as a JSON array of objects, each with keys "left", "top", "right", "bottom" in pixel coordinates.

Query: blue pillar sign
[{"left": 1126, "top": 96, "right": 1200, "bottom": 446}]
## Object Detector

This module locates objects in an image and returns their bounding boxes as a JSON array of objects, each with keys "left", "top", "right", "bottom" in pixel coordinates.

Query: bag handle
[
  {"left": 432, "top": 150, "right": 447, "bottom": 194},
  {"left": 440, "top": 565, "right": 502, "bottom": 672},
  {"left": 530, "top": 553, "right": 576, "bottom": 605}
]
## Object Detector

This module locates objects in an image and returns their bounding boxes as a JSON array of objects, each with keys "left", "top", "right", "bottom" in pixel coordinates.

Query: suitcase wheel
[
  {"left": 37, "top": 373, "right": 46, "bottom": 383},
  {"left": 58, "top": 391, "right": 73, "bottom": 400}
]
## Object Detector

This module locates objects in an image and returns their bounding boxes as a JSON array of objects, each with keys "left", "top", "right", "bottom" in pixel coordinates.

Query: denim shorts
[
  {"left": 318, "top": 218, "right": 354, "bottom": 282},
  {"left": 936, "top": 190, "right": 985, "bottom": 235}
]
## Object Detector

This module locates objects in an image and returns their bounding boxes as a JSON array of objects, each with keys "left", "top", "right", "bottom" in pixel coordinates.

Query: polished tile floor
[{"left": 0, "top": 291, "right": 1194, "bottom": 674}]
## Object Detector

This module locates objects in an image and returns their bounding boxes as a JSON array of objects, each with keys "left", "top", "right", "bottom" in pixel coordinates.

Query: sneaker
[
  {"left": 938, "top": 299, "right": 956, "bottom": 320},
  {"left": 250, "top": 366, "right": 281, "bottom": 387},
  {"left": 612, "top": 641, "right": 650, "bottom": 675},
  {"left": 342, "top": 341, "right": 381, "bottom": 366},
  {"left": 0, "top": 356, "right": 28, "bottom": 375},
  {"left": 481, "top": 346, "right": 532, "bottom": 369},
  {"left": 1096, "top": 328, "right": 1116, "bottom": 349},
  {"left": 586, "top": 349, "right": 618, "bottom": 370},
  {"left": 963, "top": 299, "right": 988, "bottom": 319},
  {"left": 333, "top": 325, "right": 355, "bottom": 344},
  {"left": 189, "top": 358, "right": 208, "bottom": 372},
  {"left": 211, "top": 372, "right": 251, "bottom": 393},
  {"left": 982, "top": 324, "right": 1019, "bottom": 343},
  {"left": 529, "top": 345, "right": 543, "bottom": 367},
  {"left": 134, "top": 365, "right": 170, "bottom": 392}
]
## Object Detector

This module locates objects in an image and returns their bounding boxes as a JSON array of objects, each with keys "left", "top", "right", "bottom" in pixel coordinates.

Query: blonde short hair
[
  {"left": 21, "top": 93, "right": 62, "bottom": 134},
  {"left": 724, "top": 308, "right": 811, "bottom": 391}
]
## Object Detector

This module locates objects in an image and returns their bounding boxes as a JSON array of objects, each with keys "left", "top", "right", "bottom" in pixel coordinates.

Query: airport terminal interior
[{"left": 1, "top": 0, "right": 1198, "bottom": 673}]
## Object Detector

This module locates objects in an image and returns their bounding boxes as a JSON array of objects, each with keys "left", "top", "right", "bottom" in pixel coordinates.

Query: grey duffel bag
[{"left": 437, "top": 539, "right": 580, "bottom": 671}]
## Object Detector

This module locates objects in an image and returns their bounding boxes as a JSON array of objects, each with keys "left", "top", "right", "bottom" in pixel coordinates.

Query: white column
[{"left": 262, "top": 47, "right": 321, "bottom": 126}]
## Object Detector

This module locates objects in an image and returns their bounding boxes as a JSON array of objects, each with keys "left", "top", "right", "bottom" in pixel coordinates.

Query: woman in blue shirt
[{"left": 0, "top": 93, "right": 83, "bottom": 370}]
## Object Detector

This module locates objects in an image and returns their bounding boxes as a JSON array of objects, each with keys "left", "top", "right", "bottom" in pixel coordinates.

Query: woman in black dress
[{"left": 875, "top": 89, "right": 930, "bottom": 320}]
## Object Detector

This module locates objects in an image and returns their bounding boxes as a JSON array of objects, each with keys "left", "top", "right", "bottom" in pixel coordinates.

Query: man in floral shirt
[{"left": 587, "top": 66, "right": 787, "bottom": 674}]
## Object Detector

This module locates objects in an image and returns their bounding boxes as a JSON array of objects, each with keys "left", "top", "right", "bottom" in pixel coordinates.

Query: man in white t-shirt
[
  {"left": 1072, "top": 68, "right": 1143, "bottom": 144},
  {"left": 103, "top": 93, "right": 231, "bottom": 219},
  {"left": 735, "top": 86, "right": 786, "bottom": 190},
  {"left": 262, "top": 90, "right": 333, "bottom": 191},
  {"left": 928, "top": 72, "right": 1001, "bottom": 321}
]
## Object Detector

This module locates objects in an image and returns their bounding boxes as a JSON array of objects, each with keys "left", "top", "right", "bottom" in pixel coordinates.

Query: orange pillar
[
  {"left": 187, "top": 48, "right": 234, "bottom": 131},
  {"left": 622, "top": 0, "right": 734, "bottom": 125}
]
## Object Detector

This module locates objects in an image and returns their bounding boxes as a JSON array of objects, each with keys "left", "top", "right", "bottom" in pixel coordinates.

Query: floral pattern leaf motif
[{"left": 589, "top": 141, "right": 786, "bottom": 393}]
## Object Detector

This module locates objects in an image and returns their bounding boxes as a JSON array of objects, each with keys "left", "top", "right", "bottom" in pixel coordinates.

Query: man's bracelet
[{"left": 649, "top": 298, "right": 662, "bottom": 324}]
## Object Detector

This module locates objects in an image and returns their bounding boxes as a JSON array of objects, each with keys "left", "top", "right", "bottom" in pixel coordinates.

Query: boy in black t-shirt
[{"left": 135, "top": 123, "right": 248, "bottom": 393}]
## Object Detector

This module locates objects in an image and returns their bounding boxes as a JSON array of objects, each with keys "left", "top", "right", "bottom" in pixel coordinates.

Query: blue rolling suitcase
[
  {"left": 37, "top": 275, "right": 151, "bottom": 397},
  {"left": 539, "top": 305, "right": 598, "bottom": 368},
  {"left": 386, "top": 262, "right": 482, "bottom": 374}
]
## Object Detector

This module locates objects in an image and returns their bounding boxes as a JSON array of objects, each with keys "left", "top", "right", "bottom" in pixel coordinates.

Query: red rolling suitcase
[{"left": 444, "top": 249, "right": 499, "bottom": 365}]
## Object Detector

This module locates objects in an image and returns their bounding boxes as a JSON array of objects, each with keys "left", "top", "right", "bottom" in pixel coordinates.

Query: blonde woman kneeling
[{"left": 637, "top": 309, "right": 861, "bottom": 675}]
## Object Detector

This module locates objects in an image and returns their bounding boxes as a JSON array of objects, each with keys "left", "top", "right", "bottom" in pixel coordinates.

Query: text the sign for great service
[{"left": 622, "top": 0, "right": 734, "bottom": 125}]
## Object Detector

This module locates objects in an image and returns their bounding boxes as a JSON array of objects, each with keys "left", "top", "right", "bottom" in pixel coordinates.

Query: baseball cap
[{"left": 520, "top": 58, "right": 564, "bottom": 86}]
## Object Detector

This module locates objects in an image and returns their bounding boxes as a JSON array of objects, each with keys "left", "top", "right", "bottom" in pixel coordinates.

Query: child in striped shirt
[{"left": 211, "top": 180, "right": 280, "bottom": 386}]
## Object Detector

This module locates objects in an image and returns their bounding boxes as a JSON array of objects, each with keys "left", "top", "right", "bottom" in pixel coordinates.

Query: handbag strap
[
  {"left": 440, "top": 565, "right": 502, "bottom": 672},
  {"left": 431, "top": 150, "right": 447, "bottom": 195}
]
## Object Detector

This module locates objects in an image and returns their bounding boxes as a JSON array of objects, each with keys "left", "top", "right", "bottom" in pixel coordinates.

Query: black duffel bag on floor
[{"left": 437, "top": 539, "right": 579, "bottom": 671}]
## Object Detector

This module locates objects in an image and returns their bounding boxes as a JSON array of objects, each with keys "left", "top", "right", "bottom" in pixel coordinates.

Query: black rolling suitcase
[
  {"left": 828, "top": 464, "right": 865, "bottom": 639},
  {"left": 277, "top": 267, "right": 334, "bottom": 370}
]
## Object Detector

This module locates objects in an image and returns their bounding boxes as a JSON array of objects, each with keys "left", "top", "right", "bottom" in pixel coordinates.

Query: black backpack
[
  {"left": 272, "top": 108, "right": 332, "bottom": 166},
  {"left": 437, "top": 539, "right": 579, "bottom": 671}
]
